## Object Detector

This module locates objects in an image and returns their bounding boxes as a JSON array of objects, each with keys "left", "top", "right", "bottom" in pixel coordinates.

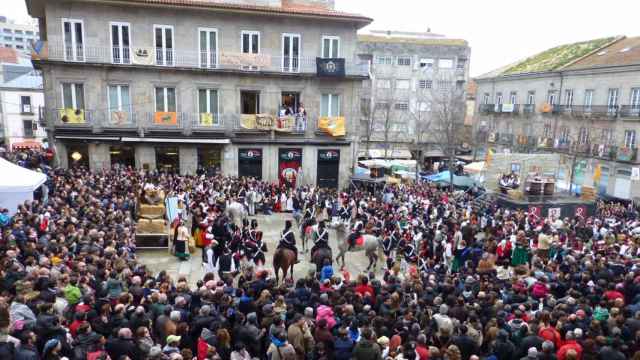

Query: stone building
[
  {"left": 475, "top": 36, "right": 640, "bottom": 200},
  {"left": 26, "top": 0, "right": 371, "bottom": 189},
  {"left": 0, "top": 16, "right": 40, "bottom": 53},
  {"left": 356, "top": 30, "right": 470, "bottom": 159}
]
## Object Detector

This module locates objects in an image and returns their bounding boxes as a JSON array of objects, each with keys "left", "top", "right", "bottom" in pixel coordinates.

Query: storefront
[
  {"left": 109, "top": 145, "right": 135, "bottom": 168},
  {"left": 317, "top": 149, "right": 340, "bottom": 188},
  {"left": 279, "top": 148, "right": 302, "bottom": 188},
  {"left": 155, "top": 146, "right": 180, "bottom": 173},
  {"left": 67, "top": 144, "right": 89, "bottom": 168},
  {"left": 238, "top": 148, "right": 262, "bottom": 179},
  {"left": 198, "top": 146, "right": 222, "bottom": 176}
]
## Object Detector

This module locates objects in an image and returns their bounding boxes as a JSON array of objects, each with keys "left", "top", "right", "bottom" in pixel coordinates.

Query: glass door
[
  {"left": 282, "top": 33, "right": 300, "bottom": 72},
  {"left": 111, "top": 22, "right": 130, "bottom": 64}
]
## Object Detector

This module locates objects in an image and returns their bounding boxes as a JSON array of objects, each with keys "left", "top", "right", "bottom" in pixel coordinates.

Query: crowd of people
[{"left": 2, "top": 148, "right": 640, "bottom": 360}]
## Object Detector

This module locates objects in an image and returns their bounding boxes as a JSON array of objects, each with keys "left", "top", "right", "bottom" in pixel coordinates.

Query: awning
[
  {"left": 358, "top": 149, "right": 413, "bottom": 159},
  {"left": 120, "top": 137, "right": 230, "bottom": 144},
  {"left": 423, "top": 150, "right": 445, "bottom": 157},
  {"left": 11, "top": 141, "right": 43, "bottom": 150}
]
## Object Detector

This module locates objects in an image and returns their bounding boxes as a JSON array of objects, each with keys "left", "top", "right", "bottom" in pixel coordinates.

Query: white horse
[
  {"left": 335, "top": 222, "right": 384, "bottom": 271},
  {"left": 225, "top": 201, "right": 247, "bottom": 227}
]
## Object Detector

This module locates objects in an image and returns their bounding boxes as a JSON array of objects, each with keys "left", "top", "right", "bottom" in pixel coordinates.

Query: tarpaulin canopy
[
  {"left": 423, "top": 170, "right": 476, "bottom": 188},
  {"left": 0, "top": 158, "right": 47, "bottom": 214}
]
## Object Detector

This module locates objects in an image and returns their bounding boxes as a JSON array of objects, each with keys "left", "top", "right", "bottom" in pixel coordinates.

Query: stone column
[
  {"left": 179, "top": 145, "right": 197, "bottom": 175},
  {"left": 89, "top": 143, "right": 110, "bottom": 171},
  {"left": 222, "top": 144, "right": 236, "bottom": 177},
  {"left": 55, "top": 141, "right": 69, "bottom": 169},
  {"left": 135, "top": 145, "right": 156, "bottom": 171}
]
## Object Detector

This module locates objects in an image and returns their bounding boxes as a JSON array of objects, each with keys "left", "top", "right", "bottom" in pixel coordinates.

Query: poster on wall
[
  {"left": 575, "top": 205, "right": 587, "bottom": 218},
  {"left": 547, "top": 207, "right": 562, "bottom": 219},
  {"left": 279, "top": 148, "right": 302, "bottom": 188},
  {"left": 528, "top": 205, "right": 541, "bottom": 219}
]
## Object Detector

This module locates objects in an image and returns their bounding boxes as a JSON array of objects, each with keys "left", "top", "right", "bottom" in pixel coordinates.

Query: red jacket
[
  {"left": 197, "top": 337, "right": 210, "bottom": 360},
  {"left": 355, "top": 284, "right": 375, "bottom": 303},
  {"left": 539, "top": 326, "right": 562, "bottom": 351},
  {"left": 557, "top": 340, "right": 582, "bottom": 360}
]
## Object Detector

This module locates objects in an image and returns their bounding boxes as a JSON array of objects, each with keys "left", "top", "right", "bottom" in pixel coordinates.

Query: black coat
[{"left": 105, "top": 337, "right": 140, "bottom": 360}]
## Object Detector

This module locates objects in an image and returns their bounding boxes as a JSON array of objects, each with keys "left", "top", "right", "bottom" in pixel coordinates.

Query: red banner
[{"left": 279, "top": 149, "right": 302, "bottom": 188}]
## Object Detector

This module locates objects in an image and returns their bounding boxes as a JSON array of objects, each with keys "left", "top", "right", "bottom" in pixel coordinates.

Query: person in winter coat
[
  {"left": 334, "top": 327, "right": 355, "bottom": 360},
  {"left": 267, "top": 330, "right": 297, "bottom": 360},
  {"left": 15, "top": 331, "right": 39, "bottom": 360},
  {"left": 352, "top": 327, "right": 382, "bottom": 360},
  {"left": 315, "top": 304, "right": 336, "bottom": 330}
]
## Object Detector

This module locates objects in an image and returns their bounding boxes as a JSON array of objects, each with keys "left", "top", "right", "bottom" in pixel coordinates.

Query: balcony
[
  {"left": 190, "top": 113, "right": 225, "bottom": 131},
  {"left": 38, "top": 41, "right": 370, "bottom": 77},
  {"left": 617, "top": 147, "right": 638, "bottom": 162},
  {"left": 591, "top": 144, "right": 617, "bottom": 160},
  {"left": 479, "top": 104, "right": 495, "bottom": 114},
  {"left": 53, "top": 108, "right": 94, "bottom": 127},
  {"left": 554, "top": 105, "right": 619, "bottom": 119},
  {"left": 620, "top": 105, "right": 640, "bottom": 119},
  {"left": 498, "top": 133, "right": 514, "bottom": 145},
  {"left": 234, "top": 114, "right": 307, "bottom": 134}
]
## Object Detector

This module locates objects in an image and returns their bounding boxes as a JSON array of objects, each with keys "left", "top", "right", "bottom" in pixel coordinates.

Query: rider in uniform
[
  {"left": 277, "top": 220, "right": 299, "bottom": 263},
  {"left": 348, "top": 214, "right": 365, "bottom": 250},
  {"left": 310, "top": 220, "right": 330, "bottom": 255},
  {"left": 245, "top": 219, "right": 267, "bottom": 266}
]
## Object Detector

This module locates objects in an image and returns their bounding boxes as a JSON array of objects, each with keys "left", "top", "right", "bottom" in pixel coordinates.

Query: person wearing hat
[
  {"left": 163, "top": 335, "right": 182, "bottom": 355},
  {"left": 277, "top": 220, "right": 299, "bottom": 263},
  {"left": 310, "top": 220, "right": 330, "bottom": 256}
]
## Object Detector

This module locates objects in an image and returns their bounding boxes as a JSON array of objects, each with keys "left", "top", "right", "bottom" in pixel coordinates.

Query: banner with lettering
[{"left": 318, "top": 116, "right": 346, "bottom": 137}]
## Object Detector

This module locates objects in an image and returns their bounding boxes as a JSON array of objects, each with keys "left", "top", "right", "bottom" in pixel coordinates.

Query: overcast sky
[{"left": 5, "top": 0, "right": 640, "bottom": 76}]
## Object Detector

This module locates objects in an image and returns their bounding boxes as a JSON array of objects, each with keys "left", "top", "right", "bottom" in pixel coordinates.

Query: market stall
[{"left": 0, "top": 158, "right": 47, "bottom": 215}]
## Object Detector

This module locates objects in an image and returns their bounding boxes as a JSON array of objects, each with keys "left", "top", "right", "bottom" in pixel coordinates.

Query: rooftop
[
  {"left": 478, "top": 36, "right": 621, "bottom": 79},
  {"left": 357, "top": 34, "right": 468, "bottom": 47},
  {"left": 563, "top": 36, "right": 640, "bottom": 70}
]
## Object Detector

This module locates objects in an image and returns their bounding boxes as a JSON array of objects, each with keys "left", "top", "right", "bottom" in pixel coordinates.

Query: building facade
[
  {"left": 26, "top": 0, "right": 371, "bottom": 189},
  {"left": 0, "top": 49, "right": 46, "bottom": 148},
  {"left": 356, "top": 30, "right": 470, "bottom": 159},
  {"left": 475, "top": 36, "right": 640, "bottom": 200},
  {"left": 0, "top": 16, "right": 40, "bottom": 52}
]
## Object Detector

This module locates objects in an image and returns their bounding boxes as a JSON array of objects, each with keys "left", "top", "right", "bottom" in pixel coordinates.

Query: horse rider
[
  {"left": 277, "top": 220, "right": 299, "bottom": 263},
  {"left": 310, "top": 220, "right": 330, "bottom": 256},
  {"left": 347, "top": 214, "right": 366, "bottom": 250},
  {"left": 215, "top": 244, "right": 237, "bottom": 279},
  {"left": 339, "top": 200, "right": 351, "bottom": 224},
  {"left": 382, "top": 232, "right": 395, "bottom": 269}
]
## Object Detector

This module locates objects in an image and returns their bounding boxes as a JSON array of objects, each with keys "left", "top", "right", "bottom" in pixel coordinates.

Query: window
[
  {"left": 23, "top": 120, "right": 34, "bottom": 137},
  {"left": 61, "top": 83, "right": 84, "bottom": 109},
  {"left": 15, "top": 45, "right": 23, "bottom": 49},
  {"left": 2, "top": 29, "right": 11, "bottom": 34},
  {"left": 418, "top": 80, "right": 432, "bottom": 89},
  {"left": 198, "top": 89, "right": 219, "bottom": 124},
  {"left": 394, "top": 102, "right": 409, "bottom": 111},
  {"left": 321, "top": 36, "right": 339, "bottom": 58},
  {"left": 395, "top": 80, "right": 410, "bottom": 89},
  {"left": 155, "top": 87, "right": 176, "bottom": 112},
  {"left": 3, "top": 36, "right": 10, "bottom": 41},
  {"left": 199, "top": 28, "right": 218, "bottom": 68},
  {"left": 14, "top": 30, "right": 23, "bottom": 34},
  {"left": 543, "top": 123, "right": 552, "bottom": 138},
  {"left": 419, "top": 58, "right": 434, "bottom": 69},
  {"left": 375, "top": 102, "right": 389, "bottom": 110},
  {"left": 547, "top": 90, "right": 557, "bottom": 105},
  {"left": 154, "top": 25, "right": 174, "bottom": 66},
  {"left": 321, "top": 94, "right": 340, "bottom": 117},
  {"left": 438, "top": 80, "right": 452, "bottom": 91},
  {"left": 564, "top": 89, "right": 574, "bottom": 107},
  {"left": 25, "top": 31, "right": 33, "bottom": 35},
  {"left": 240, "top": 91, "right": 260, "bottom": 114},
  {"left": 438, "top": 59, "right": 453, "bottom": 69},
  {"left": 14, "top": 37, "right": 22, "bottom": 42},
  {"left": 495, "top": 92, "right": 503, "bottom": 105},
  {"left": 509, "top": 91, "right": 518, "bottom": 104},
  {"left": 108, "top": 84, "right": 131, "bottom": 113},
  {"left": 624, "top": 130, "right": 636, "bottom": 148},
  {"left": 20, "top": 96, "right": 32, "bottom": 113},
  {"left": 482, "top": 93, "right": 490, "bottom": 105},
  {"left": 377, "top": 79, "right": 391, "bottom": 89},
  {"left": 397, "top": 56, "right": 411, "bottom": 66},
  {"left": 241, "top": 30, "right": 260, "bottom": 70},
  {"left": 110, "top": 22, "right": 130, "bottom": 64},
  {"left": 527, "top": 91, "right": 536, "bottom": 105},
  {"left": 62, "top": 19, "right": 84, "bottom": 61},
  {"left": 578, "top": 127, "right": 589, "bottom": 144},
  {"left": 376, "top": 56, "right": 392, "bottom": 65},
  {"left": 584, "top": 89, "right": 594, "bottom": 108},
  {"left": 560, "top": 127, "right": 570, "bottom": 143},
  {"left": 601, "top": 129, "right": 614, "bottom": 145},
  {"left": 631, "top": 88, "right": 640, "bottom": 109},
  {"left": 282, "top": 33, "right": 300, "bottom": 73},
  {"left": 456, "top": 58, "right": 466, "bottom": 70},
  {"left": 607, "top": 88, "right": 619, "bottom": 110}
]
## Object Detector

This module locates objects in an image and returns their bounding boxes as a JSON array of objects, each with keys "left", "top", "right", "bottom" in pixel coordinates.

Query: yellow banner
[
  {"left": 241, "top": 114, "right": 297, "bottom": 132},
  {"left": 200, "top": 113, "right": 215, "bottom": 126},
  {"left": 154, "top": 112, "right": 177, "bottom": 125},
  {"left": 318, "top": 116, "right": 346, "bottom": 137},
  {"left": 59, "top": 108, "right": 85, "bottom": 124},
  {"left": 275, "top": 116, "right": 295, "bottom": 132}
]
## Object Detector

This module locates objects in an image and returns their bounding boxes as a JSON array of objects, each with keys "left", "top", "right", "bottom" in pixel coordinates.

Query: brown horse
[{"left": 273, "top": 247, "right": 296, "bottom": 284}]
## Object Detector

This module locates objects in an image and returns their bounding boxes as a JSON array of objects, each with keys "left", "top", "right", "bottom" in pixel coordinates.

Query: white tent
[{"left": 0, "top": 158, "right": 47, "bottom": 214}]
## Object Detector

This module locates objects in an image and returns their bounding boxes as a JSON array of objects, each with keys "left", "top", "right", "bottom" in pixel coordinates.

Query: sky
[{"left": 4, "top": 0, "right": 640, "bottom": 76}]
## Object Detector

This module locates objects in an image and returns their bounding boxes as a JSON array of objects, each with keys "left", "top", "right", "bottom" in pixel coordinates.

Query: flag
[
  {"left": 485, "top": 148, "right": 495, "bottom": 165},
  {"left": 318, "top": 116, "right": 346, "bottom": 137},
  {"left": 593, "top": 164, "right": 602, "bottom": 183},
  {"left": 59, "top": 108, "right": 85, "bottom": 124},
  {"left": 200, "top": 112, "right": 214, "bottom": 126}
]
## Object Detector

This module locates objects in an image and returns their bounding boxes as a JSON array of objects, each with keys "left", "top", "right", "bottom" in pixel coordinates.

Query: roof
[
  {"left": 1, "top": 71, "right": 43, "bottom": 90},
  {"left": 563, "top": 36, "right": 640, "bottom": 70},
  {"left": 478, "top": 36, "right": 620, "bottom": 79},
  {"left": 101, "top": 0, "right": 372, "bottom": 23},
  {"left": 357, "top": 34, "right": 468, "bottom": 47}
]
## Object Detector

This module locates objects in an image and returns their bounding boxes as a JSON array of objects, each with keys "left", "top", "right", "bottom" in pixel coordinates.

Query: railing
[
  {"left": 591, "top": 144, "right": 618, "bottom": 160},
  {"left": 479, "top": 104, "right": 495, "bottom": 114},
  {"left": 233, "top": 114, "right": 308, "bottom": 134},
  {"left": 101, "top": 110, "right": 138, "bottom": 128},
  {"left": 560, "top": 105, "right": 619, "bottom": 119},
  {"left": 617, "top": 147, "right": 638, "bottom": 162},
  {"left": 144, "top": 112, "right": 184, "bottom": 129},
  {"left": 620, "top": 105, "right": 640, "bottom": 118},
  {"left": 522, "top": 104, "right": 535, "bottom": 114},
  {"left": 190, "top": 113, "right": 225, "bottom": 130},
  {"left": 52, "top": 108, "right": 94, "bottom": 126},
  {"left": 42, "top": 41, "right": 369, "bottom": 77},
  {"left": 498, "top": 133, "right": 514, "bottom": 145}
]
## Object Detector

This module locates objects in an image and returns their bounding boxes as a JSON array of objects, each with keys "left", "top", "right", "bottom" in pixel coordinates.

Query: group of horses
[{"left": 223, "top": 200, "right": 384, "bottom": 284}]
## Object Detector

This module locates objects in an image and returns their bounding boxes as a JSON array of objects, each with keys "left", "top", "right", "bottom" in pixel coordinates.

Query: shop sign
[
  {"left": 239, "top": 149, "right": 262, "bottom": 161},
  {"left": 318, "top": 149, "right": 340, "bottom": 161},
  {"left": 280, "top": 149, "right": 302, "bottom": 161}
]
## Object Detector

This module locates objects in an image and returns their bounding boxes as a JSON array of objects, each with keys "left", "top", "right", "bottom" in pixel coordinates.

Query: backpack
[{"left": 0, "top": 342, "right": 16, "bottom": 359}]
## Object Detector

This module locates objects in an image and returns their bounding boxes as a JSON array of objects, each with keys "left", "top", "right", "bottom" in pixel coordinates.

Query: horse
[
  {"left": 311, "top": 247, "right": 333, "bottom": 273},
  {"left": 225, "top": 201, "right": 247, "bottom": 227},
  {"left": 299, "top": 219, "right": 316, "bottom": 254},
  {"left": 273, "top": 247, "right": 296, "bottom": 284},
  {"left": 335, "top": 222, "right": 383, "bottom": 271}
]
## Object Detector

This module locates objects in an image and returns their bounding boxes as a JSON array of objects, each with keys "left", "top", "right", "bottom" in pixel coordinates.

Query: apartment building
[
  {"left": 26, "top": 0, "right": 371, "bottom": 189},
  {"left": 0, "top": 48, "right": 46, "bottom": 149},
  {"left": 0, "top": 16, "right": 40, "bottom": 52},
  {"left": 475, "top": 36, "right": 640, "bottom": 200},
  {"left": 356, "top": 30, "right": 470, "bottom": 159}
]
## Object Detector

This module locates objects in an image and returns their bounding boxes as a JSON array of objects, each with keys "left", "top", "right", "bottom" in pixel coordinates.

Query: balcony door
[
  {"left": 607, "top": 88, "right": 619, "bottom": 113},
  {"left": 154, "top": 25, "right": 174, "bottom": 66},
  {"left": 199, "top": 28, "right": 218, "bottom": 69},
  {"left": 108, "top": 84, "right": 131, "bottom": 125},
  {"left": 62, "top": 19, "right": 84, "bottom": 61},
  {"left": 241, "top": 30, "right": 260, "bottom": 70},
  {"left": 110, "top": 22, "right": 130, "bottom": 64},
  {"left": 282, "top": 33, "right": 300, "bottom": 73},
  {"left": 321, "top": 36, "right": 340, "bottom": 58}
]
